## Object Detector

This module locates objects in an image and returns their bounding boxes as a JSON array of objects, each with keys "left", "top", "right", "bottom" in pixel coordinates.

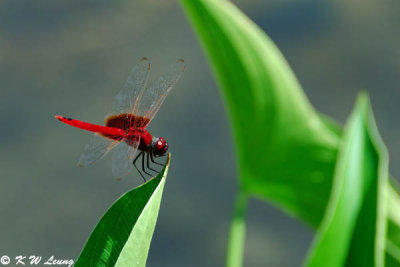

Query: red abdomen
[{"left": 55, "top": 114, "right": 153, "bottom": 149}]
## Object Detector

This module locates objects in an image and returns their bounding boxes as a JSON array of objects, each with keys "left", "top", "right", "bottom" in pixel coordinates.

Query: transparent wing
[
  {"left": 77, "top": 133, "right": 119, "bottom": 167},
  {"left": 111, "top": 57, "right": 151, "bottom": 116},
  {"left": 134, "top": 59, "right": 185, "bottom": 128},
  {"left": 111, "top": 137, "right": 140, "bottom": 180}
]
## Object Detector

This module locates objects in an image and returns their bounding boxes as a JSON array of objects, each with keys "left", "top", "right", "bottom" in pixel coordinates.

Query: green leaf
[
  {"left": 386, "top": 184, "right": 400, "bottom": 265},
  {"left": 75, "top": 154, "right": 170, "bottom": 267},
  {"left": 180, "top": 0, "right": 339, "bottom": 229},
  {"left": 179, "top": 0, "right": 400, "bottom": 266},
  {"left": 305, "top": 94, "right": 388, "bottom": 267}
]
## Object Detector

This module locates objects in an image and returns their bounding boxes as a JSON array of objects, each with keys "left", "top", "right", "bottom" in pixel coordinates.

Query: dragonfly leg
[
  {"left": 141, "top": 152, "right": 153, "bottom": 177},
  {"left": 150, "top": 152, "right": 164, "bottom": 166},
  {"left": 146, "top": 152, "right": 160, "bottom": 173},
  {"left": 133, "top": 151, "right": 146, "bottom": 182}
]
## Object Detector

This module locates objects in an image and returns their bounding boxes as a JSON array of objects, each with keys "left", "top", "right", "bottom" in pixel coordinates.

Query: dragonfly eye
[{"left": 154, "top": 137, "right": 168, "bottom": 155}]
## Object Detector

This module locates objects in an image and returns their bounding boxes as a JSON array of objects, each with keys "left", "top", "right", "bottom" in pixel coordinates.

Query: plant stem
[{"left": 226, "top": 190, "right": 248, "bottom": 267}]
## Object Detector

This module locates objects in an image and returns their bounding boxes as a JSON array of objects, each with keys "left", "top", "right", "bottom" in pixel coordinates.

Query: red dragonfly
[{"left": 55, "top": 57, "right": 185, "bottom": 181}]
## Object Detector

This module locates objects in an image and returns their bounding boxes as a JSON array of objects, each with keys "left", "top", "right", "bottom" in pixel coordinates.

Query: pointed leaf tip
[{"left": 75, "top": 154, "right": 170, "bottom": 267}]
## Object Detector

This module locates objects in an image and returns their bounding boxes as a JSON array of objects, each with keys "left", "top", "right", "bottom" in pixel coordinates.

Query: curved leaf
[
  {"left": 180, "top": 0, "right": 339, "bottom": 228},
  {"left": 75, "top": 154, "right": 170, "bottom": 267},
  {"left": 305, "top": 94, "right": 388, "bottom": 267},
  {"left": 179, "top": 1, "right": 400, "bottom": 266}
]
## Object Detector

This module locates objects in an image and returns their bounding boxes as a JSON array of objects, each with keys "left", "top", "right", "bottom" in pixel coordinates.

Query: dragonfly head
[{"left": 152, "top": 136, "right": 168, "bottom": 156}]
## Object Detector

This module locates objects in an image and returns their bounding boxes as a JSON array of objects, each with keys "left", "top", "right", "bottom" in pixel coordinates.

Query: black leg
[
  {"left": 133, "top": 151, "right": 146, "bottom": 182},
  {"left": 141, "top": 152, "right": 153, "bottom": 177},
  {"left": 150, "top": 152, "right": 164, "bottom": 166},
  {"left": 146, "top": 152, "right": 160, "bottom": 173}
]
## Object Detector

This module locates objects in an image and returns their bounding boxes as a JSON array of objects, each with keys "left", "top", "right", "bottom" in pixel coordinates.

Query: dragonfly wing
[
  {"left": 78, "top": 133, "right": 119, "bottom": 167},
  {"left": 111, "top": 137, "right": 140, "bottom": 180},
  {"left": 111, "top": 57, "right": 150, "bottom": 116},
  {"left": 134, "top": 59, "right": 185, "bottom": 128}
]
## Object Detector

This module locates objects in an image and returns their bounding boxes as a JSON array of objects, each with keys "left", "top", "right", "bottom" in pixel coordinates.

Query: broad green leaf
[
  {"left": 179, "top": 0, "right": 400, "bottom": 266},
  {"left": 305, "top": 94, "right": 388, "bottom": 267},
  {"left": 180, "top": 0, "right": 339, "bottom": 228},
  {"left": 75, "top": 154, "right": 170, "bottom": 267}
]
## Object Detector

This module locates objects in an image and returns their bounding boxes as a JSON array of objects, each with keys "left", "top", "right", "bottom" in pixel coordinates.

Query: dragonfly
[{"left": 55, "top": 57, "right": 185, "bottom": 181}]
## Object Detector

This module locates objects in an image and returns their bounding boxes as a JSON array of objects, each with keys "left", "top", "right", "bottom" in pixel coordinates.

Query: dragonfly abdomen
[{"left": 55, "top": 116, "right": 124, "bottom": 137}]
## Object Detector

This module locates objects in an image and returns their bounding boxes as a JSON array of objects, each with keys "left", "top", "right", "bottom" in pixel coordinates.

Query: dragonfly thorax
[{"left": 126, "top": 128, "right": 153, "bottom": 149}]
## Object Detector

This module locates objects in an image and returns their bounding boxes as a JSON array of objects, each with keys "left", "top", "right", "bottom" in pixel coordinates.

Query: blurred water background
[{"left": 0, "top": 1, "right": 399, "bottom": 266}]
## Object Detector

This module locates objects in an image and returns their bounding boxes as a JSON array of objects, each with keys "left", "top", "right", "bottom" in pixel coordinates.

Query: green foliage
[
  {"left": 180, "top": 0, "right": 339, "bottom": 228},
  {"left": 305, "top": 94, "right": 388, "bottom": 267},
  {"left": 179, "top": 0, "right": 400, "bottom": 266},
  {"left": 75, "top": 155, "right": 170, "bottom": 267}
]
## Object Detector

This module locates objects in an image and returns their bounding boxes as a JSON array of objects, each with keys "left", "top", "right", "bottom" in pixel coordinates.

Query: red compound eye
[
  {"left": 154, "top": 137, "right": 168, "bottom": 155},
  {"left": 156, "top": 138, "right": 165, "bottom": 150}
]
